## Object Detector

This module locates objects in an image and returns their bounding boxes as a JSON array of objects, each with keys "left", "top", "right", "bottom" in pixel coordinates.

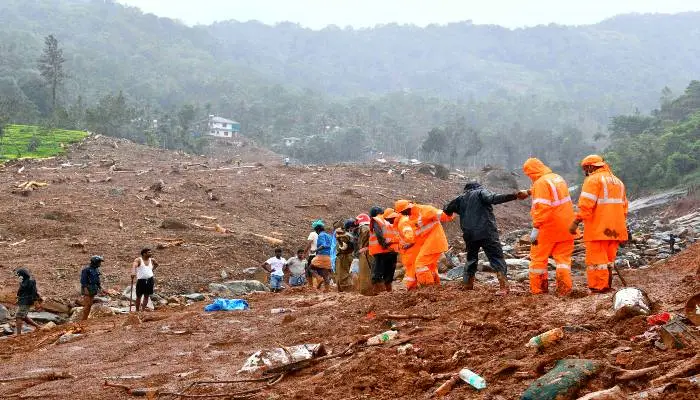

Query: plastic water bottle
[
  {"left": 526, "top": 327, "right": 564, "bottom": 348},
  {"left": 459, "top": 368, "right": 486, "bottom": 390},
  {"left": 366, "top": 330, "right": 399, "bottom": 345}
]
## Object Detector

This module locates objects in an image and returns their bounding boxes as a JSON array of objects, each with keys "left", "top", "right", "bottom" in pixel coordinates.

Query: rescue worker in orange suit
[
  {"left": 395, "top": 200, "right": 453, "bottom": 287},
  {"left": 523, "top": 158, "right": 576, "bottom": 295},
  {"left": 569, "top": 155, "right": 628, "bottom": 293},
  {"left": 395, "top": 200, "right": 420, "bottom": 290},
  {"left": 369, "top": 207, "right": 400, "bottom": 293},
  {"left": 355, "top": 213, "right": 374, "bottom": 295},
  {"left": 444, "top": 182, "right": 529, "bottom": 295}
]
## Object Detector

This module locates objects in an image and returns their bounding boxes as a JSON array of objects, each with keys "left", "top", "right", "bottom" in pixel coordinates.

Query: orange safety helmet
[
  {"left": 580, "top": 154, "right": 606, "bottom": 168},
  {"left": 394, "top": 199, "right": 413, "bottom": 213},
  {"left": 355, "top": 213, "right": 371, "bottom": 226},
  {"left": 383, "top": 208, "right": 400, "bottom": 220}
]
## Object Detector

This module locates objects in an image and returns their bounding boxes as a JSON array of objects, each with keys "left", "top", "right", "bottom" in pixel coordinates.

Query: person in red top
[
  {"left": 523, "top": 158, "right": 576, "bottom": 295},
  {"left": 569, "top": 155, "right": 629, "bottom": 293}
]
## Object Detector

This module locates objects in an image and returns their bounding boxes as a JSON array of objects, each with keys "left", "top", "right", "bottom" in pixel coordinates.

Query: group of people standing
[
  {"left": 11, "top": 248, "right": 159, "bottom": 336},
  {"left": 266, "top": 153, "right": 629, "bottom": 298}
]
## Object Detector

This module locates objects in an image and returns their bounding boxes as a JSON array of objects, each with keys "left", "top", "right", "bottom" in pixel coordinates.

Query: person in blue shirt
[{"left": 309, "top": 220, "right": 333, "bottom": 291}]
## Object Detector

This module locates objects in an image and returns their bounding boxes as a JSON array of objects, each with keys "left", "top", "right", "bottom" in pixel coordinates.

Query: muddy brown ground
[{"left": 0, "top": 136, "right": 698, "bottom": 399}]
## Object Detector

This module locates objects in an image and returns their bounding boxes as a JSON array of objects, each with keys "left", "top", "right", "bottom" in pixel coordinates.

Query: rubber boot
[
  {"left": 607, "top": 263, "right": 614, "bottom": 289},
  {"left": 463, "top": 275, "right": 475, "bottom": 290},
  {"left": 496, "top": 272, "right": 509, "bottom": 296}
]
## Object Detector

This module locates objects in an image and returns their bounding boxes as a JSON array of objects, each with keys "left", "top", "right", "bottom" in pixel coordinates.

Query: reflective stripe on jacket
[
  {"left": 369, "top": 216, "right": 397, "bottom": 255},
  {"left": 576, "top": 167, "right": 629, "bottom": 242},
  {"left": 523, "top": 158, "right": 576, "bottom": 243}
]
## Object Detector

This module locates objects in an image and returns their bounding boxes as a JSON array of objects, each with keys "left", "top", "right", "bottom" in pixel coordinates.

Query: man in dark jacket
[
  {"left": 444, "top": 181, "right": 529, "bottom": 294},
  {"left": 15, "top": 268, "right": 43, "bottom": 335},
  {"left": 80, "top": 255, "right": 103, "bottom": 320}
]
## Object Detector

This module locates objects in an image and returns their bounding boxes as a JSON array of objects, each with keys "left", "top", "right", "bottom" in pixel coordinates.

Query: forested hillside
[
  {"left": 606, "top": 81, "right": 700, "bottom": 194},
  {"left": 0, "top": 0, "right": 698, "bottom": 176}
]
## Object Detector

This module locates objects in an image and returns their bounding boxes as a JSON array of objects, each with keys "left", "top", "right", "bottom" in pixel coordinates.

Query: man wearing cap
[
  {"left": 569, "top": 155, "right": 628, "bottom": 293},
  {"left": 81, "top": 255, "right": 104, "bottom": 320},
  {"left": 310, "top": 220, "right": 333, "bottom": 291},
  {"left": 444, "top": 182, "right": 529, "bottom": 295}
]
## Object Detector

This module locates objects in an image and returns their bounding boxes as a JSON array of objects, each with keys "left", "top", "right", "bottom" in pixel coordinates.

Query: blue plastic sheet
[
  {"left": 204, "top": 298, "right": 249, "bottom": 312},
  {"left": 330, "top": 231, "right": 337, "bottom": 272}
]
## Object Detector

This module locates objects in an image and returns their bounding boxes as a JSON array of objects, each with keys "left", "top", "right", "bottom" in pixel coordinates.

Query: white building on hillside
[{"left": 208, "top": 115, "right": 241, "bottom": 138}]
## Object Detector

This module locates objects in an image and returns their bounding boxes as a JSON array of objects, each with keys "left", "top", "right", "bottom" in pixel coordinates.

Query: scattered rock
[
  {"left": 446, "top": 266, "right": 465, "bottom": 281},
  {"left": 160, "top": 218, "right": 190, "bottom": 230},
  {"left": 183, "top": 293, "right": 205, "bottom": 302},
  {"left": 27, "top": 311, "right": 63, "bottom": 323},
  {"left": 41, "top": 299, "right": 71, "bottom": 314},
  {"left": 209, "top": 280, "right": 269, "bottom": 295},
  {"left": 0, "top": 304, "right": 9, "bottom": 321},
  {"left": 41, "top": 321, "right": 57, "bottom": 330},
  {"left": 58, "top": 333, "right": 83, "bottom": 344}
]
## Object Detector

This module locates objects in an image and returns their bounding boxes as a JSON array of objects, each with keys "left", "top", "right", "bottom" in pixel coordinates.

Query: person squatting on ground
[
  {"left": 569, "top": 155, "right": 629, "bottom": 293},
  {"left": 356, "top": 213, "right": 374, "bottom": 295},
  {"left": 335, "top": 219, "right": 356, "bottom": 292},
  {"left": 309, "top": 220, "right": 333, "bottom": 291},
  {"left": 15, "top": 268, "right": 43, "bottom": 336},
  {"left": 444, "top": 182, "right": 529, "bottom": 295},
  {"left": 263, "top": 248, "right": 287, "bottom": 292},
  {"left": 131, "top": 248, "right": 159, "bottom": 311},
  {"left": 285, "top": 249, "right": 307, "bottom": 287},
  {"left": 80, "top": 255, "right": 103, "bottom": 320},
  {"left": 369, "top": 207, "right": 399, "bottom": 293},
  {"left": 523, "top": 158, "right": 576, "bottom": 296}
]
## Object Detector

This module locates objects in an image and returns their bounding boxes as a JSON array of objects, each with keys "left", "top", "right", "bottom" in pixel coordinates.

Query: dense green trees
[{"left": 606, "top": 81, "right": 700, "bottom": 194}]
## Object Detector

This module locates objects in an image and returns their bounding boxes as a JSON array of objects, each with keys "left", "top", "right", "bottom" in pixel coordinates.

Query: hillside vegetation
[
  {"left": 0, "top": 124, "right": 87, "bottom": 161},
  {"left": 0, "top": 0, "right": 698, "bottom": 180}
]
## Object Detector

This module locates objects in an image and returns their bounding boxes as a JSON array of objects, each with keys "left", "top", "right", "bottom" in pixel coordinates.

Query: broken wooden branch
[
  {"left": 0, "top": 371, "right": 73, "bottom": 383},
  {"left": 294, "top": 204, "right": 329, "bottom": 208},
  {"left": 608, "top": 365, "right": 660, "bottom": 381},
  {"left": 9, "top": 239, "right": 26, "bottom": 247},
  {"left": 650, "top": 354, "right": 699, "bottom": 386},
  {"left": 381, "top": 313, "right": 439, "bottom": 320}
]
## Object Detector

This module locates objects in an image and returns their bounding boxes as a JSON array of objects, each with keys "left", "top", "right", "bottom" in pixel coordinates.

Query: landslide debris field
[
  {"left": 0, "top": 135, "right": 528, "bottom": 300},
  {"left": 1, "top": 136, "right": 698, "bottom": 400}
]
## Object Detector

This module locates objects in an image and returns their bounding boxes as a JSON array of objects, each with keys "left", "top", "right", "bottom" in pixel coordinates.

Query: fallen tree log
[{"left": 650, "top": 354, "right": 699, "bottom": 386}]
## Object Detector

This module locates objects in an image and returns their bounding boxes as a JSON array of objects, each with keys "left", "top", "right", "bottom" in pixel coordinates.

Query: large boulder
[
  {"left": 41, "top": 299, "right": 71, "bottom": 314},
  {"left": 417, "top": 164, "right": 450, "bottom": 180},
  {"left": 446, "top": 266, "right": 465, "bottom": 280},
  {"left": 209, "top": 280, "right": 269, "bottom": 295},
  {"left": 0, "top": 304, "right": 9, "bottom": 321}
]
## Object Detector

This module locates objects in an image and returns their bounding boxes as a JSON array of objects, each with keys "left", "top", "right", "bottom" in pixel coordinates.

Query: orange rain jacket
[
  {"left": 369, "top": 216, "right": 397, "bottom": 255},
  {"left": 409, "top": 204, "right": 453, "bottom": 255},
  {"left": 523, "top": 158, "right": 576, "bottom": 244},
  {"left": 576, "top": 164, "right": 629, "bottom": 242}
]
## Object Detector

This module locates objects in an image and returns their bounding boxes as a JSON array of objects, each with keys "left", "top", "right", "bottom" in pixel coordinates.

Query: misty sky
[{"left": 117, "top": 0, "right": 700, "bottom": 28}]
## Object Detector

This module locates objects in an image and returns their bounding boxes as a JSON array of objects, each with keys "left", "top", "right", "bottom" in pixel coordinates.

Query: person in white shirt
[
  {"left": 304, "top": 226, "right": 319, "bottom": 287},
  {"left": 285, "top": 249, "right": 307, "bottom": 287},
  {"left": 131, "top": 248, "right": 159, "bottom": 312},
  {"left": 262, "top": 248, "right": 287, "bottom": 292}
]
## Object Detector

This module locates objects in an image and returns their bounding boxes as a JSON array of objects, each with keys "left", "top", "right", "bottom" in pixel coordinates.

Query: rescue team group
[
  {"left": 264, "top": 155, "right": 628, "bottom": 299},
  {"left": 13, "top": 154, "right": 627, "bottom": 335}
]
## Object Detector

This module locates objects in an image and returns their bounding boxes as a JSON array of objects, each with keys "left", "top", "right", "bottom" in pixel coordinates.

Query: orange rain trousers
[
  {"left": 415, "top": 250, "right": 441, "bottom": 286},
  {"left": 400, "top": 245, "right": 420, "bottom": 290},
  {"left": 585, "top": 240, "right": 620, "bottom": 291},
  {"left": 529, "top": 240, "right": 574, "bottom": 295}
]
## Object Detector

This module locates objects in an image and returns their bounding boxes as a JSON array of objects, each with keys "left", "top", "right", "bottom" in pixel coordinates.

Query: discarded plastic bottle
[
  {"left": 459, "top": 368, "right": 486, "bottom": 390},
  {"left": 366, "top": 330, "right": 399, "bottom": 345},
  {"left": 526, "top": 327, "right": 564, "bottom": 348},
  {"left": 270, "top": 308, "right": 293, "bottom": 314}
]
